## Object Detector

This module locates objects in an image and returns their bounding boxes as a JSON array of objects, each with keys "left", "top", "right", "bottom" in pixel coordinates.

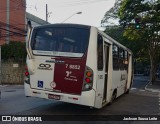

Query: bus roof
[{"left": 33, "top": 23, "right": 91, "bottom": 30}]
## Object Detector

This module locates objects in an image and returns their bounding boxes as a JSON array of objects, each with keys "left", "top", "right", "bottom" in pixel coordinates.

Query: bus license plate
[{"left": 48, "top": 94, "right": 60, "bottom": 100}]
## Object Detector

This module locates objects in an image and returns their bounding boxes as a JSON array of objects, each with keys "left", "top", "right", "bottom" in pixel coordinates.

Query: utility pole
[
  {"left": 6, "top": 0, "right": 10, "bottom": 44},
  {"left": 46, "top": 4, "right": 48, "bottom": 22},
  {"left": 46, "top": 4, "right": 52, "bottom": 23}
]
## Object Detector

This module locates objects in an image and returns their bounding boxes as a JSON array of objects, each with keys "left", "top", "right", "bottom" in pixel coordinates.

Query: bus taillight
[
  {"left": 24, "top": 65, "right": 30, "bottom": 84},
  {"left": 85, "top": 78, "right": 91, "bottom": 83},
  {"left": 86, "top": 71, "right": 92, "bottom": 77},
  {"left": 25, "top": 66, "right": 29, "bottom": 76},
  {"left": 82, "top": 66, "right": 93, "bottom": 91},
  {"left": 25, "top": 71, "right": 29, "bottom": 76}
]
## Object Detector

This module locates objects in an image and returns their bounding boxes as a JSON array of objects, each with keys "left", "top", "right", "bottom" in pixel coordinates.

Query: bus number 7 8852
[{"left": 66, "top": 64, "right": 81, "bottom": 70}]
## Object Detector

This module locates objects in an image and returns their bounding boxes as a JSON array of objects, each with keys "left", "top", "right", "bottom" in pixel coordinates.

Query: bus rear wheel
[
  {"left": 109, "top": 90, "right": 117, "bottom": 105},
  {"left": 125, "top": 89, "right": 130, "bottom": 94}
]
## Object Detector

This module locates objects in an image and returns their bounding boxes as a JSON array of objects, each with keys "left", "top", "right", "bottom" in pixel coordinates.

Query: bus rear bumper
[
  {"left": 24, "top": 83, "right": 96, "bottom": 108},
  {"left": 24, "top": 83, "right": 32, "bottom": 97}
]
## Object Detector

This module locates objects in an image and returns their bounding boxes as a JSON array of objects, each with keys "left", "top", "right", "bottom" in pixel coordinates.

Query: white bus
[{"left": 25, "top": 23, "right": 133, "bottom": 109}]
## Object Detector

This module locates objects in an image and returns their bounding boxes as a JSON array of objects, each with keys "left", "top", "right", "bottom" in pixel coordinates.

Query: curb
[
  {"left": 145, "top": 81, "right": 160, "bottom": 93},
  {"left": 0, "top": 85, "right": 8, "bottom": 88}
]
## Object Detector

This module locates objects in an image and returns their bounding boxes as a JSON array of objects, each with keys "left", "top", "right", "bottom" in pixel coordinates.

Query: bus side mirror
[
  {"left": 26, "top": 20, "right": 33, "bottom": 59},
  {"left": 27, "top": 20, "right": 32, "bottom": 29},
  {"left": 27, "top": 20, "right": 32, "bottom": 42}
]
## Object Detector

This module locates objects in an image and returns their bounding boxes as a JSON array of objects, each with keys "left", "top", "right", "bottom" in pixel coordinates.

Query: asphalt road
[
  {"left": 0, "top": 75, "right": 159, "bottom": 124},
  {"left": 132, "top": 75, "right": 150, "bottom": 89}
]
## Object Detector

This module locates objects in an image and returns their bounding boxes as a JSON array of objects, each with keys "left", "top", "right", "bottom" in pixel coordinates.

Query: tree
[
  {"left": 1, "top": 41, "right": 27, "bottom": 62},
  {"left": 101, "top": 0, "right": 123, "bottom": 26},
  {"left": 104, "top": 26, "right": 149, "bottom": 71},
  {"left": 102, "top": 0, "right": 160, "bottom": 82},
  {"left": 118, "top": 0, "right": 160, "bottom": 82}
]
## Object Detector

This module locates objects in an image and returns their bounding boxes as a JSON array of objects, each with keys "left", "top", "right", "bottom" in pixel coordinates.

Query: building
[
  {"left": 26, "top": 12, "right": 49, "bottom": 27},
  {"left": 0, "top": 0, "right": 49, "bottom": 45}
]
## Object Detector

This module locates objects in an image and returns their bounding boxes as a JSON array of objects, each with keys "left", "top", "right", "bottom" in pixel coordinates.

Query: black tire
[
  {"left": 109, "top": 90, "right": 117, "bottom": 105},
  {"left": 125, "top": 89, "right": 130, "bottom": 94},
  {"left": 126, "top": 82, "right": 132, "bottom": 94}
]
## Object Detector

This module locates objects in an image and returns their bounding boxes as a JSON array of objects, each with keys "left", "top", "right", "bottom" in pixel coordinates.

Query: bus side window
[
  {"left": 97, "top": 34, "right": 103, "bottom": 70},
  {"left": 119, "top": 48, "right": 125, "bottom": 70},
  {"left": 113, "top": 44, "right": 119, "bottom": 70},
  {"left": 124, "top": 51, "right": 129, "bottom": 70}
]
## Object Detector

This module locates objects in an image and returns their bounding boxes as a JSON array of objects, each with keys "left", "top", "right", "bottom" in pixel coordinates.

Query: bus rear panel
[{"left": 25, "top": 24, "right": 97, "bottom": 107}]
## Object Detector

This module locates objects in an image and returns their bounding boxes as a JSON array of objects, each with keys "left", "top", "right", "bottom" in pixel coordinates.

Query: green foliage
[
  {"left": 101, "top": 0, "right": 123, "bottom": 26},
  {"left": 104, "top": 26, "right": 147, "bottom": 58},
  {"left": 118, "top": 0, "right": 160, "bottom": 81},
  {"left": 118, "top": 0, "right": 160, "bottom": 40},
  {"left": 1, "top": 41, "right": 27, "bottom": 62}
]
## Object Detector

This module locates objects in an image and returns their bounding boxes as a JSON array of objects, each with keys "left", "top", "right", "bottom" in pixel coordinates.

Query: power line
[
  {"left": 0, "top": 0, "right": 26, "bottom": 11},
  {"left": 0, "top": 21, "right": 26, "bottom": 33},
  {"left": 0, "top": 21, "right": 26, "bottom": 40},
  {"left": 0, "top": 8, "right": 25, "bottom": 14},
  {"left": 26, "top": 0, "right": 109, "bottom": 10},
  {"left": 53, "top": 0, "right": 109, "bottom": 7},
  {"left": 0, "top": 27, "right": 26, "bottom": 37},
  {"left": 10, "top": 0, "right": 26, "bottom": 8}
]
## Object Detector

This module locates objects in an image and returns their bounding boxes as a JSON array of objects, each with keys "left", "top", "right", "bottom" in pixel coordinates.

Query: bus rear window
[{"left": 31, "top": 27, "right": 90, "bottom": 57}]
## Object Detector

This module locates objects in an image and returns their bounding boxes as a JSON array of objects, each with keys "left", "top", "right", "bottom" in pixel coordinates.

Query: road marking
[
  {"left": 131, "top": 88, "right": 137, "bottom": 90},
  {"left": 139, "top": 89, "right": 145, "bottom": 92},
  {"left": 0, "top": 85, "right": 8, "bottom": 87},
  {"left": 131, "top": 88, "right": 146, "bottom": 91}
]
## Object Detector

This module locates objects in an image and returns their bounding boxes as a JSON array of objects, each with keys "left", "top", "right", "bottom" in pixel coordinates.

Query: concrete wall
[{"left": 1, "top": 61, "right": 25, "bottom": 84}]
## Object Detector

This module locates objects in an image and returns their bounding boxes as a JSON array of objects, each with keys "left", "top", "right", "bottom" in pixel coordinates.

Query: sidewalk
[{"left": 145, "top": 81, "right": 160, "bottom": 93}]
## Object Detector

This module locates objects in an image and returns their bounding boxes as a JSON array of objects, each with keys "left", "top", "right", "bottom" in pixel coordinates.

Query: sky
[{"left": 26, "top": 0, "right": 115, "bottom": 28}]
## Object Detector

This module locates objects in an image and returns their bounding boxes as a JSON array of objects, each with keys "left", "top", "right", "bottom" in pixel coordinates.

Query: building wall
[
  {"left": 0, "top": 1, "right": 49, "bottom": 84},
  {"left": 0, "top": 0, "right": 26, "bottom": 45},
  {"left": 0, "top": 0, "right": 7, "bottom": 45},
  {"left": 1, "top": 60, "right": 25, "bottom": 84},
  {"left": 9, "top": 0, "right": 26, "bottom": 42}
]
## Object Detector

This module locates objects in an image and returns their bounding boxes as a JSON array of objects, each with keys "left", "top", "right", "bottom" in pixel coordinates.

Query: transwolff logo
[{"left": 37, "top": 63, "right": 52, "bottom": 70}]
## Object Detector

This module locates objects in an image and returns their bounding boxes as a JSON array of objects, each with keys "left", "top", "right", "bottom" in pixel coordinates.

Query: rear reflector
[
  {"left": 68, "top": 97, "right": 79, "bottom": 100},
  {"left": 72, "top": 98, "right": 78, "bottom": 100}
]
